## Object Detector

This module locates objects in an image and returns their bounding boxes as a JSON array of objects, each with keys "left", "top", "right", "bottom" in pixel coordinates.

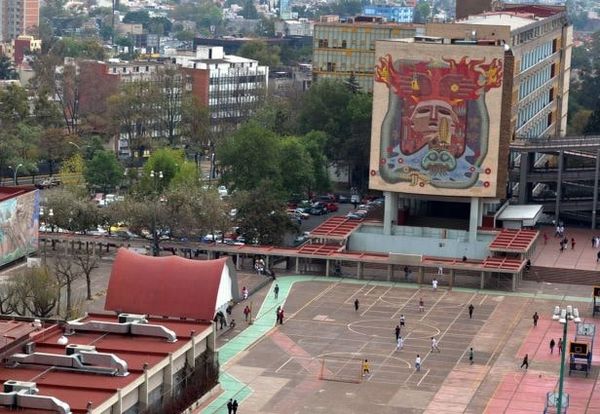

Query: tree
[
  {"left": 137, "top": 148, "right": 185, "bottom": 194},
  {"left": 9, "top": 266, "right": 59, "bottom": 317},
  {"left": 238, "top": 40, "right": 281, "bottom": 68},
  {"left": 155, "top": 67, "right": 185, "bottom": 146},
  {"left": 73, "top": 249, "right": 99, "bottom": 301},
  {"left": 84, "top": 150, "right": 124, "bottom": 193},
  {"left": 50, "top": 38, "right": 106, "bottom": 60},
  {"left": 240, "top": 0, "right": 259, "bottom": 19},
  {"left": 279, "top": 137, "right": 314, "bottom": 197},
  {"left": 123, "top": 10, "right": 151, "bottom": 26},
  {"left": 584, "top": 100, "right": 600, "bottom": 135},
  {"left": 37, "top": 128, "right": 74, "bottom": 176},
  {"left": 53, "top": 253, "right": 83, "bottom": 318},
  {"left": 0, "top": 56, "right": 18, "bottom": 80},
  {"left": 54, "top": 62, "right": 81, "bottom": 135},
  {"left": 218, "top": 122, "right": 282, "bottom": 192},
  {"left": 0, "top": 83, "right": 29, "bottom": 126},
  {"left": 414, "top": 1, "right": 431, "bottom": 23},
  {"left": 301, "top": 131, "right": 331, "bottom": 193},
  {"left": 180, "top": 94, "right": 212, "bottom": 152},
  {"left": 170, "top": 2, "right": 223, "bottom": 32},
  {"left": 45, "top": 188, "right": 102, "bottom": 233},
  {"left": 59, "top": 153, "right": 86, "bottom": 188},
  {"left": 345, "top": 73, "right": 361, "bottom": 94}
]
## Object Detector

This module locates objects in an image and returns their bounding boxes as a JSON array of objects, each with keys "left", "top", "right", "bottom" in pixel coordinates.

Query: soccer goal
[{"left": 318, "top": 357, "right": 363, "bottom": 384}]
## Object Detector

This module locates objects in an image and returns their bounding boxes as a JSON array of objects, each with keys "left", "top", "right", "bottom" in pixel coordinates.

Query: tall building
[
  {"left": 366, "top": 4, "right": 571, "bottom": 255},
  {"left": 312, "top": 16, "right": 422, "bottom": 92},
  {"left": 279, "top": 0, "right": 292, "bottom": 20},
  {"left": 0, "top": 0, "right": 39, "bottom": 42},
  {"left": 362, "top": 5, "right": 415, "bottom": 23}
]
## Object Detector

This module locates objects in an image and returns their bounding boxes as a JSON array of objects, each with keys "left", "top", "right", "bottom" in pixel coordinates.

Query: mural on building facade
[
  {"left": 0, "top": 191, "right": 39, "bottom": 267},
  {"left": 370, "top": 49, "right": 504, "bottom": 197}
]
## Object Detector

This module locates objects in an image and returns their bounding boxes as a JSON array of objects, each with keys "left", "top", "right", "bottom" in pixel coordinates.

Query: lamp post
[
  {"left": 68, "top": 141, "right": 81, "bottom": 150},
  {"left": 9, "top": 163, "right": 23, "bottom": 185},
  {"left": 150, "top": 170, "right": 163, "bottom": 257},
  {"left": 552, "top": 304, "right": 581, "bottom": 414}
]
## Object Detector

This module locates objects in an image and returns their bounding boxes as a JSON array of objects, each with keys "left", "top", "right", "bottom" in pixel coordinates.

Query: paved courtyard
[{"left": 205, "top": 277, "right": 600, "bottom": 414}]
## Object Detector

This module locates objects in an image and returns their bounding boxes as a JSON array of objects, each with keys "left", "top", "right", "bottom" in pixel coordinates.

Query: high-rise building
[
  {"left": 0, "top": 0, "right": 40, "bottom": 42},
  {"left": 362, "top": 5, "right": 415, "bottom": 23},
  {"left": 279, "top": 0, "right": 292, "bottom": 20},
  {"left": 312, "top": 16, "right": 422, "bottom": 92}
]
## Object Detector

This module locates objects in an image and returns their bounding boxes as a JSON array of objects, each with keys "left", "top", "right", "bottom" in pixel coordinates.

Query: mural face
[
  {"left": 0, "top": 191, "right": 39, "bottom": 267},
  {"left": 369, "top": 43, "right": 505, "bottom": 197}
]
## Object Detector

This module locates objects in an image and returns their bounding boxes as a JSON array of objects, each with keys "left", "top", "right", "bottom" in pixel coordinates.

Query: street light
[
  {"left": 551, "top": 304, "right": 581, "bottom": 414},
  {"left": 68, "top": 141, "right": 81, "bottom": 150},
  {"left": 9, "top": 163, "right": 23, "bottom": 185},
  {"left": 149, "top": 170, "right": 163, "bottom": 256}
]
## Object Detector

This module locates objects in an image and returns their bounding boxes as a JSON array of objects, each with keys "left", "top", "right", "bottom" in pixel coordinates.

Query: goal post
[{"left": 318, "top": 358, "right": 363, "bottom": 384}]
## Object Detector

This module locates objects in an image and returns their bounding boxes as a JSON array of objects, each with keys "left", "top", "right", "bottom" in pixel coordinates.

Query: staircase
[{"left": 525, "top": 266, "right": 600, "bottom": 286}]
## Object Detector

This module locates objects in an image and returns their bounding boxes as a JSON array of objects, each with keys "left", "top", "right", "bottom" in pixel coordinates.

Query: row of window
[
  {"left": 517, "top": 88, "right": 553, "bottom": 129},
  {"left": 520, "top": 40, "right": 554, "bottom": 72},
  {"left": 512, "top": 17, "right": 564, "bottom": 46},
  {"left": 209, "top": 75, "right": 264, "bottom": 84},
  {"left": 522, "top": 112, "right": 553, "bottom": 139},
  {"left": 519, "top": 64, "right": 553, "bottom": 99}
]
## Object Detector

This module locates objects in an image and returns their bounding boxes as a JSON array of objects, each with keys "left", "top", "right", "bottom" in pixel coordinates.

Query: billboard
[
  {"left": 369, "top": 40, "right": 506, "bottom": 198},
  {"left": 0, "top": 190, "right": 39, "bottom": 267}
]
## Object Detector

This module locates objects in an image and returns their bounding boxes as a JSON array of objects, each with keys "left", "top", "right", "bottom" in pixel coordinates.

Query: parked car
[
  {"left": 287, "top": 208, "right": 310, "bottom": 219},
  {"left": 316, "top": 194, "right": 336, "bottom": 203},
  {"left": 309, "top": 205, "right": 328, "bottom": 215},
  {"left": 324, "top": 202, "right": 338, "bottom": 213},
  {"left": 293, "top": 232, "right": 311, "bottom": 246},
  {"left": 35, "top": 178, "right": 61, "bottom": 189},
  {"left": 337, "top": 194, "right": 351, "bottom": 204},
  {"left": 346, "top": 210, "right": 368, "bottom": 219},
  {"left": 217, "top": 185, "right": 228, "bottom": 198}
]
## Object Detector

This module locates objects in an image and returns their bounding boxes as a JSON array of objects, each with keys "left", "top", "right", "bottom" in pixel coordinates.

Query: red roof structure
[
  {"left": 500, "top": 4, "right": 564, "bottom": 18},
  {"left": 0, "top": 186, "right": 34, "bottom": 202},
  {"left": 422, "top": 256, "right": 525, "bottom": 273},
  {"left": 489, "top": 229, "right": 539, "bottom": 254},
  {"left": 105, "top": 248, "right": 233, "bottom": 321},
  {"left": 309, "top": 217, "right": 364, "bottom": 240}
]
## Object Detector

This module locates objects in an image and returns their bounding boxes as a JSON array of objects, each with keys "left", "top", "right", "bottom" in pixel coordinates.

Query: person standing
[
  {"left": 395, "top": 325, "right": 401, "bottom": 341},
  {"left": 243, "top": 306, "right": 250, "bottom": 322},
  {"left": 533, "top": 312, "right": 539, "bottom": 327},
  {"left": 520, "top": 354, "right": 529, "bottom": 369},
  {"left": 276, "top": 306, "right": 281, "bottom": 324},
  {"left": 232, "top": 400, "right": 238, "bottom": 414},
  {"left": 419, "top": 298, "right": 424, "bottom": 312},
  {"left": 571, "top": 238, "right": 576, "bottom": 250},
  {"left": 400, "top": 315, "right": 405, "bottom": 329},
  {"left": 278, "top": 308, "right": 285, "bottom": 324},
  {"left": 431, "top": 337, "right": 440, "bottom": 352},
  {"left": 469, "top": 348, "right": 474, "bottom": 364},
  {"left": 404, "top": 266, "right": 410, "bottom": 281},
  {"left": 354, "top": 298, "right": 359, "bottom": 312},
  {"left": 432, "top": 278, "right": 438, "bottom": 292},
  {"left": 227, "top": 399, "right": 233, "bottom": 414},
  {"left": 274, "top": 283, "right": 279, "bottom": 299},
  {"left": 396, "top": 336, "right": 404, "bottom": 351},
  {"left": 558, "top": 338, "right": 563, "bottom": 355},
  {"left": 362, "top": 359, "right": 370, "bottom": 376},
  {"left": 550, "top": 338, "right": 556, "bottom": 354},
  {"left": 543, "top": 233, "right": 548, "bottom": 245},
  {"left": 468, "top": 304, "right": 474, "bottom": 319},
  {"left": 415, "top": 354, "right": 421, "bottom": 372},
  {"left": 437, "top": 266, "right": 443, "bottom": 276},
  {"left": 242, "top": 286, "right": 248, "bottom": 300}
]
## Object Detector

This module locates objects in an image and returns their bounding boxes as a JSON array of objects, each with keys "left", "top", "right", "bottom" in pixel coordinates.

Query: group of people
[
  {"left": 254, "top": 258, "right": 276, "bottom": 278},
  {"left": 226, "top": 398, "right": 239, "bottom": 414}
]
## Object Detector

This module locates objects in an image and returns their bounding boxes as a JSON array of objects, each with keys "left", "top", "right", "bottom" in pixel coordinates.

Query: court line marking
[
  {"left": 417, "top": 369, "right": 431, "bottom": 386},
  {"left": 390, "top": 289, "right": 423, "bottom": 320},
  {"left": 360, "top": 286, "right": 394, "bottom": 317}
]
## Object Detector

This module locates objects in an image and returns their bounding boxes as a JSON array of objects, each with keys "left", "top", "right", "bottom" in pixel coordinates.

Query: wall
[
  {"left": 0, "top": 189, "right": 39, "bottom": 267},
  {"left": 369, "top": 39, "right": 506, "bottom": 198}
]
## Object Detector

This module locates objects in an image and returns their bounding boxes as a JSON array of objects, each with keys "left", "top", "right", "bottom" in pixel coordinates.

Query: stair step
[{"left": 524, "top": 266, "right": 600, "bottom": 286}]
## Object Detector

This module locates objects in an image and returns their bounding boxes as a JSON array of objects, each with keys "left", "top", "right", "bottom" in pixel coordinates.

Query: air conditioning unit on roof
[
  {"left": 65, "top": 344, "right": 96, "bottom": 355},
  {"left": 118, "top": 313, "right": 148, "bottom": 324},
  {"left": 3, "top": 380, "right": 38, "bottom": 394}
]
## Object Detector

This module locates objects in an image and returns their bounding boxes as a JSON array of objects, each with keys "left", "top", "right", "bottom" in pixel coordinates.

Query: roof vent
[
  {"left": 3, "top": 380, "right": 37, "bottom": 394},
  {"left": 67, "top": 318, "right": 177, "bottom": 343},
  {"left": 23, "top": 342, "right": 36, "bottom": 355},
  {"left": 118, "top": 313, "right": 148, "bottom": 324},
  {"left": 7, "top": 351, "right": 129, "bottom": 377},
  {"left": 66, "top": 344, "right": 96, "bottom": 355}
]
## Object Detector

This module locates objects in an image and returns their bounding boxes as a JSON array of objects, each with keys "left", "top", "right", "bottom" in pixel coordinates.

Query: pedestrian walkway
[
  {"left": 532, "top": 225, "right": 600, "bottom": 270},
  {"left": 201, "top": 275, "right": 594, "bottom": 413}
]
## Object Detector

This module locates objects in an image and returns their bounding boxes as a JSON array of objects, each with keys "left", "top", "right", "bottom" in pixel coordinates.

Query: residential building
[
  {"left": 274, "top": 19, "right": 314, "bottom": 37},
  {"left": 0, "top": 0, "right": 39, "bottom": 42},
  {"left": 166, "top": 45, "right": 269, "bottom": 137},
  {"left": 362, "top": 5, "right": 415, "bottom": 23},
  {"left": 0, "top": 249, "right": 238, "bottom": 413},
  {"left": 312, "top": 16, "right": 422, "bottom": 92},
  {"left": 279, "top": 0, "right": 292, "bottom": 20},
  {"left": 0, "top": 34, "right": 40, "bottom": 65}
]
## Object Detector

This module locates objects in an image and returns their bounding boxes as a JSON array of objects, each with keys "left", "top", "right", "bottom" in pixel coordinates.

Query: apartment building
[
  {"left": 0, "top": 0, "right": 39, "bottom": 42},
  {"left": 312, "top": 16, "right": 422, "bottom": 92}
]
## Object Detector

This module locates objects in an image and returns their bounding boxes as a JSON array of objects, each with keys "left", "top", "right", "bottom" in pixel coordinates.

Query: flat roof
[
  {"left": 0, "top": 186, "right": 36, "bottom": 203},
  {"left": 497, "top": 205, "right": 543, "bottom": 221},
  {"left": 462, "top": 13, "right": 538, "bottom": 30},
  {"left": 0, "top": 314, "right": 211, "bottom": 413},
  {"left": 489, "top": 229, "right": 539, "bottom": 254},
  {"left": 309, "top": 216, "right": 364, "bottom": 240}
]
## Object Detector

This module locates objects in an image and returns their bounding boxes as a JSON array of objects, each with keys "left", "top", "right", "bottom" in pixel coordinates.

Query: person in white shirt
[
  {"left": 432, "top": 278, "right": 438, "bottom": 291},
  {"left": 437, "top": 266, "right": 443, "bottom": 275},
  {"left": 396, "top": 336, "right": 404, "bottom": 351},
  {"left": 431, "top": 337, "right": 440, "bottom": 352},
  {"left": 415, "top": 355, "right": 421, "bottom": 371}
]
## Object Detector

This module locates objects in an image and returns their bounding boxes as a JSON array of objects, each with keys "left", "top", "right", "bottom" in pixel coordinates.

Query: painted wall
[
  {"left": 369, "top": 40, "right": 506, "bottom": 198},
  {"left": 0, "top": 189, "right": 39, "bottom": 267}
]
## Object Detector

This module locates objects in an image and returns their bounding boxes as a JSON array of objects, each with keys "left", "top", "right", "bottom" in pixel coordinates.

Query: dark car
[
  {"left": 337, "top": 194, "right": 351, "bottom": 204},
  {"left": 308, "top": 205, "right": 328, "bottom": 215}
]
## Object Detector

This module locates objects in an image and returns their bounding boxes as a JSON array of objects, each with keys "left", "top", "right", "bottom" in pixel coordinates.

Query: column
[
  {"left": 163, "top": 353, "right": 174, "bottom": 396},
  {"left": 139, "top": 368, "right": 149, "bottom": 409},
  {"left": 480, "top": 271, "right": 486, "bottom": 289},
  {"left": 236, "top": 254, "right": 241, "bottom": 270},
  {"left": 387, "top": 264, "right": 393, "bottom": 282},
  {"left": 592, "top": 148, "right": 600, "bottom": 229},
  {"left": 383, "top": 191, "right": 398, "bottom": 235},
  {"left": 449, "top": 269, "right": 455, "bottom": 290},
  {"left": 511, "top": 273, "right": 517, "bottom": 291},
  {"left": 417, "top": 267, "right": 424, "bottom": 285},
  {"left": 469, "top": 197, "right": 480, "bottom": 243},
  {"left": 555, "top": 150, "right": 564, "bottom": 223},
  {"left": 518, "top": 152, "right": 529, "bottom": 204},
  {"left": 325, "top": 259, "right": 330, "bottom": 277},
  {"left": 295, "top": 257, "right": 300, "bottom": 273},
  {"left": 357, "top": 262, "right": 363, "bottom": 279}
]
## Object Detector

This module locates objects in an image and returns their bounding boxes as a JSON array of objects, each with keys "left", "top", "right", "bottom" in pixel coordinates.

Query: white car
[{"left": 217, "top": 186, "right": 228, "bottom": 197}]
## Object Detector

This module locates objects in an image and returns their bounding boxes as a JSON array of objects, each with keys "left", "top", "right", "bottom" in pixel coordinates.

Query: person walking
[
  {"left": 354, "top": 299, "right": 360, "bottom": 312},
  {"left": 596, "top": 250, "right": 600, "bottom": 263},
  {"left": 274, "top": 283, "right": 279, "bottom": 299},
  {"left": 419, "top": 298, "right": 425, "bottom": 312},
  {"left": 520, "top": 354, "right": 529, "bottom": 369},
  {"left": 243, "top": 306, "right": 250, "bottom": 322},
  {"left": 437, "top": 266, "right": 443, "bottom": 276},
  {"left": 276, "top": 306, "right": 281, "bottom": 323},
  {"left": 550, "top": 338, "right": 556, "bottom": 354},
  {"left": 278, "top": 307, "right": 284, "bottom": 325},
  {"left": 242, "top": 286, "right": 248, "bottom": 300},
  {"left": 468, "top": 304, "right": 474, "bottom": 319},
  {"left": 400, "top": 315, "right": 405, "bottom": 329},
  {"left": 543, "top": 233, "right": 548, "bottom": 245},
  {"left": 227, "top": 399, "right": 233, "bottom": 414},
  {"left": 395, "top": 325, "right": 401, "bottom": 341},
  {"left": 469, "top": 347, "right": 474, "bottom": 364},
  {"left": 533, "top": 312, "right": 539, "bottom": 327},
  {"left": 431, "top": 337, "right": 440, "bottom": 352},
  {"left": 571, "top": 238, "right": 576, "bottom": 250},
  {"left": 559, "top": 240, "right": 565, "bottom": 252},
  {"left": 558, "top": 338, "right": 563, "bottom": 355},
  {"left": 415, "top": 355, "right": 421, "bottom": 372},
  {"left": 432, "top": 278, "right": 438, "bottom": 292},
  {"left": 396, "top": 336, "right": 404, "bottom": 351},
  {"left": 404, "top": 266, "right": 410, "bottom": 281},
  {"left": 232, "top": 400, "right": 238, "bottom": 414},
  {"left": 362, "top": 359, "right": 370, "bottom": 376}
]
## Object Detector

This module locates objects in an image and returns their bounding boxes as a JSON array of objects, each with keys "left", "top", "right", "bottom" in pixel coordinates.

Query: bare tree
[
  {"left": 73, "top": 248, "right": 100, "bottom": 300},
  {"left": 8, "top": 266, "right": 59, "bottom": 317},
  {"left": 53, "top": 254, "right": 83, "bottom": 318},
  {"left": 54, "top": 63, "right": 81, "bottom": 135}
]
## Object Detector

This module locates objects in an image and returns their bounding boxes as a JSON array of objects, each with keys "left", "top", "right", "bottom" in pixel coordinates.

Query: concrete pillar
[
  {"left": 592, "top": 148, "right": 600, "bottom": 229},
  {"left": 387, "top": 264, "right": 393, "bottom": 282},
  {"left": 383, "top": 191, "right": 398, "bottom": 236},
  {"left": 236, "top": 254, "right": 241, "bottom": 270},
  {"left": 325, "top": 259, "right": 330, "bottom": 277},
  {"left": 265, "top": 256, "right": 270, "bottom": 269},
  {"left": 417, "top": 267, "right": 424, "bottom": 285},
  {"left": 511, "top": 273, "right": 517, "bottom": 291},
  {"left": 207, "top": 251, "right": 213, "bottom": 259},
  {"left": 186, "top": 335, "right": 197, "bottom": 368},
  {"left": 295, "top": 257, "right": 300, "bottom": 273},
  {"left": 164, "top": 353, "right": 174, "bottom": 395},
  {"left": 480, "top": 271, "right": 486, "bottom": 289},
  {"left": 469, "top": 197, "right": 480, "bottom": 243},
  {"left": 555, "top": 150, "right": 564, "bottom": 223},
  {"left": 478, "top": 200, "right": 483, "bottom": 227},
  {"left": 518, "top": 152, "right": 529, "bottom": 204},
  {"left": 357, "top": 262, "right": 363, "bottom": 279},
  {"left": 449, "top": 269, "right": 455, "bottom": 290},
  {"left": 139, "top": 367, "right": 149, "bottom": 409}
]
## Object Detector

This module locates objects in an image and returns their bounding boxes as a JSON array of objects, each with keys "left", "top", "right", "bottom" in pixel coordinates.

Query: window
[
  {"left": 342, "top": 40, "right": 347, "bottom": 49},
  {"left": 552, "top": 38, "right": 558, "bottom": 53}
]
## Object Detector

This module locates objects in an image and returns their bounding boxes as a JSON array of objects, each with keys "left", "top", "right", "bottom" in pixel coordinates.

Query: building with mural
[{"left": 0, "top": 186, "right": 39, "bottom": 267}]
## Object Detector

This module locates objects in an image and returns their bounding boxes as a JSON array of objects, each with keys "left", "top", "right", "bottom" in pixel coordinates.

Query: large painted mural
[
  {"left": 369, "top": 41, "right": 506, "bottom": 197},
  {"left": 0, "top": 190, "right": 39, "bottom": 267}
]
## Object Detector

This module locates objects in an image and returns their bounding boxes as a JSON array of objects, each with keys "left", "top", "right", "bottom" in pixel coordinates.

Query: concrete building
[
  {"left": 362, "top": 5, "right": 415, "bottom": 23},
  {"left": 364, "top": 4, "right": 571, "bottom": 261},
  {"left": 312, "top": 16, "right": 422, "bottom": 92},
  {"left": 0, "top": 186, "right": 38, "bottom": 268},
  {"left": 0, "top": 34, "right": 40, "bottom": 65},
  {"left": 0, "top": 0, "right": 39, "bottom": 42}
]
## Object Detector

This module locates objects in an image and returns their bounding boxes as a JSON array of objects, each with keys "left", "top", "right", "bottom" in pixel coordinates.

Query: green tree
[
  {"left": 279, "top": 137, "right": 314, "bottom": 197},
  {"left": 238, "top": 40, "right": 281, "bottom": 67},
  {"left": 584, "top": 100, "right": 600, "bottom": 135},
  {"left": 0, "top": 56, "right": 18, "bottom": 80},
  {"left": 50, "top": 38, "right": 106, "bottom": 60},
  {"left": 59, "top": 153, "right": 86, "bottom": 188},
  {"left": 240, "top": 0, "right": 259, "bottom": 19},
  {"left": 345, "top": 73, "right": 361, "bottom": 94},
  {"left": 181, "top": 94, "right": 212, "bottom": 152},
  {"left": 0, "top": 84, "right": 29, "bottom": 126},
  {"left": 84, "top": 151, "right": 124, "bottom": 193},
  {"left": 8, "top": 266, "right": 58, "bottom": 317},
  {"left": 218, "top": 122, "right": 282, "bottom": 191},
  {"left": 301, "top": 131, "right": 331, "bottom": 193},
  {"left": 414, "top": 1, "right": 431, "bottom": 23},
  {"left": 170, "top": 2, "right": 223, "bottom": 31},
  {"left": 45, "top": 188, "right": 102, "bottom": 233},
  {"left": 123, "top": 10, "right": 151, "bottom": 25},
  {"left": 138, "top": 148, "right": 185, "bottom": 193}
]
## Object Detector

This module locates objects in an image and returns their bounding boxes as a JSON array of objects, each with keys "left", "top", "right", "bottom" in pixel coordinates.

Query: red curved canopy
[{"left": 105, "top": 249, "right": 228, "bottom": 321}]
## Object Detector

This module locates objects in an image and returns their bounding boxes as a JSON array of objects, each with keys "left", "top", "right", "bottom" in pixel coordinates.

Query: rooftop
[
  {"left": 0, "top": 186, "right": 35, "bottom": 203},
  {"left": 462, "top": 12, "right": 540, "bottom": 30}
]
